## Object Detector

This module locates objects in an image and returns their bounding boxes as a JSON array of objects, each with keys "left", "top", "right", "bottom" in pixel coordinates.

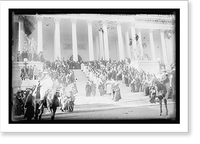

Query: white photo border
[{"left": 0, "top": 1, "right": 188, "bottom": 132}]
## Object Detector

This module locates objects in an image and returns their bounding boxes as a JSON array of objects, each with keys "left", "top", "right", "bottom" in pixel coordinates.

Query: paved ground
[
  {"left": 12, "top": 70, "right": 177, "bottom": 122},
  {"left": 13, "top": 103, "right": 176, "bottom": 121}
]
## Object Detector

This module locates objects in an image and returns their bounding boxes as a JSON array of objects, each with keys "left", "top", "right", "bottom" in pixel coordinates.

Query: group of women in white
[{"left": 81, "top": 63, "right": 121, "bottom": 101}]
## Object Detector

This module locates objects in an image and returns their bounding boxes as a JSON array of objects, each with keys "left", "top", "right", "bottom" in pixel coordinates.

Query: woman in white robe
[
  {"left": 93, "top": 74, "right": 97, "bottom": 84},
  {"left": 81, "top": 63, "right": 84, "bottom": 71},
  {"left": 106, "top": 79, "right": 115, "bottom": 95}
]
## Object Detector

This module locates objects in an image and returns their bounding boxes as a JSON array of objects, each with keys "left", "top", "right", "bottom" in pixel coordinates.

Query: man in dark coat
[
  {"left": 24, "top": 90, "right": 35, "bottom": 120},
  {"left": 20, "top": 68, "right": 25, "bottom": 80}
]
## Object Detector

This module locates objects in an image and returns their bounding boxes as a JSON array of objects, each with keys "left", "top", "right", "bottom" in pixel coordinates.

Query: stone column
[
  {"left": 131, "top": 23, "right": 137, "bottom": 60},
  {"left": 125, "top": 31, "right": 131, "bottom": 59},
  {"left": 149, "top": 29, "right": 156, "bottom": 61},
  {"left": 172, "top": 31, "right": 175, "bottom": 63},
  {"left": 137, "top": 29, "right": 144, "bottom": 58},
  {"left": 102, "top": 21, "right": 109, "bottom": 61},
  {"left": 117, "top": 22, "right": 124, "bottom": 61},
  {"left": 71, "top": 19, "right": 78, "bottom": 62},
  {"left": 87, "top": 20, "right": 94, "bottom": 61},
  {"left": 160, "top": 29, "right": 168, "bottom": 69},
  {"left": 18, "top": 20, "right": 22, "bottom": 52},
  {"left": 37, "top": 16, "right": 43, "bottom": 54},
  {"left": 54, "top": 17, "right": 61, "bottom": 60},
  {"left": 99, "top": 30, "right": 104, "bottom": 60},
  {"left": 95, "top": 36, "right": 99, "bottom": 60}
]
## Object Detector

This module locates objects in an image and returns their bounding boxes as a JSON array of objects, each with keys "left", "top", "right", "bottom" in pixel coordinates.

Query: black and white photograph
[{"left": 0, "top": 1, "right": 188, "bottom": 133}]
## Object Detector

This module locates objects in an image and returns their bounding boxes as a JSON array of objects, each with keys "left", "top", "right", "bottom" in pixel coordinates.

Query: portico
[{"left": 14, "top": 14, "right": 175, "bottom": 72}]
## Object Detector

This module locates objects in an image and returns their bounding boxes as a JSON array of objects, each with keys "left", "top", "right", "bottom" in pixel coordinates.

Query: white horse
[{"left": 32, "top": 73, "right": 61, "bottom": 120}]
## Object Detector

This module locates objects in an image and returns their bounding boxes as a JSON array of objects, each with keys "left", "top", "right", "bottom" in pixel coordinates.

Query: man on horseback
[{"left": 32, "top": 69, "right": 61, "bottom": 120}]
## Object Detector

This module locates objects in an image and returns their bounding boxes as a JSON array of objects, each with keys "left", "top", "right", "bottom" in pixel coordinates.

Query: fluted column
[
  {"left": 160, "top": 29, "right": 168, "bottom": 68},
  {"left": 71, "top": 19, "right": 78, "bottom": 62},
  {"left": 37, "top": 16, "right": 43, "bottom": 54},
  {"left": 149, "top": 29, "right": 156, "bottom": 61},
  {"left": 95, "top": 36, "right": 99, "bottom": 60},
  {"left": 18, "top": 20, "right": 22, "bottom": 52},
  {"left": 137, "top": 29, "right": 144, "bottom": 57},
  {"left": 87, "top": 20, "right": 94, "bottom": 61},
  {"left": 117, "top": 22, "right": 124, "bottom": 61},
  {"left": 54, "top": 17, "right": 61, "bottom": 60},
  {"left": 102, "top": 21, "right": 109, "bottom": 61},
  {"left": 99, "top": 30, "right": 104, "bottom": 60},
  {"left": 131, "top": 23, "right": 137, "bottom": 60},
  {"left": 125, "top": 31, "right": 131, "bottom": 59}
]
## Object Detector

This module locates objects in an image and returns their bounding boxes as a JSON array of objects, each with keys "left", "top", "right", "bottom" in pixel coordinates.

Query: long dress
[
  {"left": 124, "top": 74, "right": 129, "bottom": 87},
  {"left": 113, "top": 87, "right": 121, "bottom": 102},
  {"left": 106, "top": 80, "right": 114, "bottom": 94},
  {"left": 64, "top": 94, "right": 75, "bottom": 112},
  {"left": 98, "top": 83, "right": 105, "bottom": 96},
  {"left": 72, "top": 82, "right": 78, "bottom": 94},
  {"left": 130, "top": 78, "right": 135, "bottom": 92},
  {"left": 85, "top": 83, "right": 91, "bottom": 97},
  {"left": 91, "top": 83, "right": 96, "bottom": 96}
]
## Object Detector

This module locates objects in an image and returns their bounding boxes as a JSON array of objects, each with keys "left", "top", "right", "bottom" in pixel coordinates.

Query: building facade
[{"left": 13, "top": 14, "right": 175, "bottom": 71}]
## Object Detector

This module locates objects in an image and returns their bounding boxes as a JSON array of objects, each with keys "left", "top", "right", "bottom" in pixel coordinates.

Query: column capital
[
  {"left": 54, "top": 17, "right": 61, "bottom": 23},
  {"left": 116, "top": 21, "right": 123, "bottom": 25},
  {"left": 159, "top": 29, "right": 166, "bottom": 33},
  {"left": 130, "top": 22, "right": 136, "bottom": 27},
  {"left": 36, "top": 15, "right": 43, "bottom": 21},
  {"left": 18, "top": 15, "right": 24, "bottom": 22},
  {"left": 148, "top": 29, "right": 155, "bottom": 33},
  {"left": 71, "top": 18, "right": 77, "bottom": 24},
  {"left": 137, "top": 28, "right": 143, "bottom": 32},
  {"left": 86, "top": 19, "right": 93, "bottom": 24},
  {"left": 102, "top": 20, "right": 109, "bottom": 25},
  {"left": 165, "top": 29, "right": 175, "bottom": 34},
  {"left": 164, "top": 29, "right": 175, "bottom": 39}
]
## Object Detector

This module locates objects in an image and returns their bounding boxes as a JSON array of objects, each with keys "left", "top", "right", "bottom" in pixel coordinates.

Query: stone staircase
[{"left": 73, "top": 70, "right": 88, "bottom": 97}]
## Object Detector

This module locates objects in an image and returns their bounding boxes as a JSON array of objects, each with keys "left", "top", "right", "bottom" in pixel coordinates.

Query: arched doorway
[{"left": 69, "top": 55, "right": 83, "bottom": 62}]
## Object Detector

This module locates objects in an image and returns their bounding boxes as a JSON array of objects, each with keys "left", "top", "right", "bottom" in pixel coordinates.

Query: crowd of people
[
  {"left": 81, "top": 58, "right": 176, "bottom": 102},
  {"left": 15, "top": 58, "right": 80, "bottom": 116},
  {"left": 82, "top": 59, "right": 130, "bottom": 101},
  {"left": 42, "top": 59, "right": 78, "bottom": 85},
  {"left": 20, "top": 65, "right": 41, "bottom": 80},
  {"left": 17, "top": 51, "right": 45, "bottom": 62},
  {"left": 12, "top": 88, "right": 34, "bottom": 116},
  {"left": 13, "top": 56, "right": 176, "bottom": 119}
]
